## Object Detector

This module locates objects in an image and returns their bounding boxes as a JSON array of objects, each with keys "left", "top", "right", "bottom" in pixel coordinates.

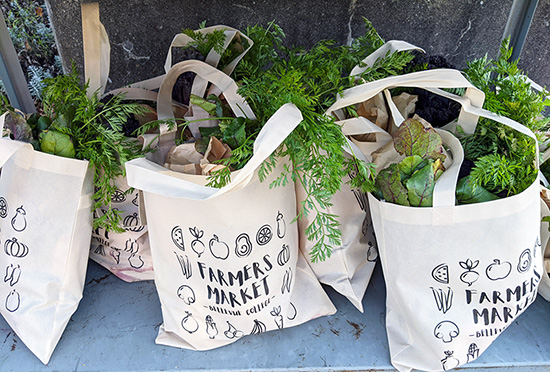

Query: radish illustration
[
  {"left": 459, "top": 259, "right": 479, "bottom": 286},
  {"left": 189, "top": 227, "right": 205, "bottom": 257}
]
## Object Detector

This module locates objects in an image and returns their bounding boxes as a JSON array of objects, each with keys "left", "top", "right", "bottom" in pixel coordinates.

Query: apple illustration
[
  {"left": 486, "top": 259, "right": 512, "bottom": 281},
  {"left": 209, "top": 235, "right": 229, "bottom": 260}
]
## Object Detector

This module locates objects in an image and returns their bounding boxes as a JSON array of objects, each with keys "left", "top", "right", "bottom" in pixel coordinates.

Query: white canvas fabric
[
  {"left": 125, "top": 60, "right": 336, "bottom": 350},
  {"left": 537, "top": 186, "right": 550, "bottom": 301},
  {"left": 83, "top": 3, "right": 252, "bottom": 281},
  {"left": 296, "top": 41, "right": 422, "bottom": 312},
  {"left": 332, "top": 70, "right": 543, "bottom": 372},
  {"left": 0, "top": 114, "right": 94, "bottom": 364}
]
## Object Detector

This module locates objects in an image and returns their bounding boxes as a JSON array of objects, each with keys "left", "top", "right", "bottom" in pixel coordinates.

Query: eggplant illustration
[
  {"left": 250, "top": 319, "right": 267, "bottom": 335},
  {"left": 181, "top": 311, "right": 199, "bottom": 333},
  {"left": 205, "top": 315, "right": 218, "bottom": 339},
  {"left": 276, "top": 212, "right": 286, "bottom": 239},
  {"left": 5, "top": 289, "right": 20, "bottom": 312},
  {"left": 11, "top": 206, "right": 27, "bottom": 232}
]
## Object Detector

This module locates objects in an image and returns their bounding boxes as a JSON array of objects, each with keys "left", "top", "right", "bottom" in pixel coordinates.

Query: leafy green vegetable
[
  {"left": 374, "top": 119, "right": 446, "bottom": 207},
  {"left": 456, "top": 176, "right": 499, "bottom": 204},
  {"left": 460, "top": 38, "right": 547, "bottom": 198},
  {"left": 39, "top": 66, "right": 149, "bottom": 232},
  {"left": 39, "top": 129, "right": 75, "bottom": 158}
]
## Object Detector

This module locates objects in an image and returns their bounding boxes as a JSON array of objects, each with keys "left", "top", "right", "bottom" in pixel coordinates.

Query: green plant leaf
[
  {"left": 398, "top": 155, "right": 426, "bottom": 177},
  {"left": 404, "top": 161, "right": 435, "bottom": 207},
  {"left": 190, "top": 94, "right": 217, "bottom": 116},
  {"left": 375, "top": 163, "right": 410, "bottom": 206},
  {"left": 394, "top": 118, "right": 445, "bottom": 161},
  {"left": 39, "top": 129, "right": 76, "bottom": 158},
  {"left": 221, "top": 117, "right": 247, "bottom": 149},
  {"left": 456, "top": 175, "right": 500, "bottom": 204}
]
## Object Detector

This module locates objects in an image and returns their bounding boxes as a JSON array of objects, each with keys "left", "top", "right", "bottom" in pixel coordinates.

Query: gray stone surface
[
  {"left": 519, "top": 0, "right": 550, "bottom": 89},
  {"left": 46, "top": 0, "right": 548, "bottom": 90}
]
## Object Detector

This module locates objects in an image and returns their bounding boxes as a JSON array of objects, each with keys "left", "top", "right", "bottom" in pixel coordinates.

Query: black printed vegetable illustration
[
  {"left": 276, "top": 212, "right": 286, "bottom": 239},
  {"left": 94, "top": 244, "right": 105, "bottom": 256},
  {"left": 128, "top": 253, "right": 144, "bottom": 269},
  {"left": 250, "top": 319, "right": 267, "bottom": 335},
  {"left": 281, "top": 268, "right": 293, "bottom": 294},
  {"left": 441, "top": 351, "right": 460, "bottom": 371},
  {"left": 175, "top": 252, "right": 192, "bottom": 279},
  {"left": 171, "top": 226, "right": 185, "bottom": 251},
  {"left": 224, "top": 321, "right": 244, "bottom": 339},
  {"left": 189, "top": 227, "right": 205, "bottom": 257},
  {"left": 125, "top": 238, "right": 140, "bottom": 254},
  {"left": 270, "top": 306, "right": 283, "bottom": 329},
  {"left": 177, "top": 285, "right": 196, "bottom": 305},
  {"left": 459, "top": 259, "right": 480, "bottom": 286},
  {"left": 256, "top": 224, "right": 273, "bottom": 246},
  {"left": 123, "top": 213, "right": 144, "bottom": 232},
  {"left": 132, "top": 194, "right": 139, "bottom": 207},
  {"left": 205, "top": 315, "right": 218, "bottom": 339},
  {"left": 0, "top": 197, "right": 8, "bottom": 218},
  {"left": 431, "top": 263, "right": 449, "bottom": 284},
  {"left": 5, "top": 289, "right": 20, "bottom": 312},
  {"left": 111, "top": 189, "right": 126, "bottom": 203},
  {"left": 517, "top": 249, "right": 532, "bottom": 273},
  {"left": 431, "top": 287, "right": 453, "bottom": 314},
  {"left": 209, "top": 235, "right": 229, "bottom": 260},
  {"left": 486, "top": 259, "right": 512, "bottom": 281},
  {"left": 374, "top": 119, "right": 446, "bottom": 207},
  {"left": 467, "top": 343, "right": 480, "bottom": 362},
  {"left": 181, "top": 311, "right": 199, "bottom": 333},
  {"left": 235, "top": 233, "right": 253, "bottom": 258},
  {"left": 110, "top": 248, "right": 121, "bottom": 264},
  {"left": 4, "top": 264, "right": 21, "bottom": 287},
  {"left": 434, "top": 321, "right": 459, "bottom": 343},
  {"left": 277, "top": 244, "right": 290, "bottom": 266},
  {"left": 287, "top": 302, "right": 297, "bottom": 320},
  {"left": 11, "top": 206, "right": 27, "bottom": 232},
  {"left": 4, "top": 238, "right": 29, "bottom": 258}
]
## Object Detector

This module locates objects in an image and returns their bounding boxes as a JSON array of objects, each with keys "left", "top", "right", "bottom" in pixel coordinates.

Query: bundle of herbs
[
  {"left": 2, "top": 67, "right": 150, "bottom": 232},
  {"left": 167, "top": 19, "right": 415, "bottom": 262},
  {"left": 457, "top": 39, "right": 549, "bottom": 203}
]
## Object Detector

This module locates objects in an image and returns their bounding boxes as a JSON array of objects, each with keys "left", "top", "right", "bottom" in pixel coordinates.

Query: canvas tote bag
[
  {"left": 125, "top": 60, "right": 336, "bottom": 350},
  {"left": 536, "top": 146, "right": 550, "bottom": 301},
  {"left": 332, "top": 70, "right": 542, "bottom": 372},
  {"left": 296, "top": 40, "right": 422, "bottom": 312},
  {"left": 0, "top": 113, "right": 94, "bottom": 364},
  {"left": 82, "top": 3, "right": 252, "bottom": 281}
]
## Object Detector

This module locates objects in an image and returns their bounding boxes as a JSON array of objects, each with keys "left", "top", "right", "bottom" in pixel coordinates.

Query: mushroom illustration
[{"left": 434, "top": 321, "right": 459, "bottom": 343}]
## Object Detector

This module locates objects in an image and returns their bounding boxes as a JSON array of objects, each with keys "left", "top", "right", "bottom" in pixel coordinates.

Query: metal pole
[
  {"left": 0, "top": 10, "right": 35, "bottom": 113},
  {"left": 501, "top": 0, "right": 540, "bottom": 61}
]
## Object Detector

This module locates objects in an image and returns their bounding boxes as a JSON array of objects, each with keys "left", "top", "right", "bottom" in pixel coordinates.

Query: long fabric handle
[
  {"left": 126, "top": 103, "right": 302, "bottom": 200},
  {"left": 156, "top": 60, "right": 256, "bottom": 130},
  {"left": 350, "top": 40, "right": 424, "bottom": 78},
  {"left": 328, "top": 69, "right": 485, "bottom": 132},
  {"left": 81, "top": 2, "right": 110, "bottom": 98}
]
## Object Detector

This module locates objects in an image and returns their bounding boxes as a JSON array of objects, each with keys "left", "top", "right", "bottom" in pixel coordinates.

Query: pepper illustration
[
  {"left": 205, "top": 315, "right": 218, "bottom": 339},
  {"left": 11, "top": 206, "right": 27, "bottom": 232},
  {"left": 276, "top": 212, "right": 286, "bottom": 239},
  {"left": 189, "top": 227, "right": 205, "bottom": 257},
  {"left": 4, "top": 264, "right": 21, "bottom": 286},
  {"left": 125, "top": 238, "right": 140, "bottom": 254}
]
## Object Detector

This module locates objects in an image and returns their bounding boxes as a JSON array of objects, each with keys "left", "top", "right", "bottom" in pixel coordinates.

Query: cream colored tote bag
[
  {"left": 125, "top": 61, "right": 336, "bottom": 350},
  {"left": 0, "top": 114, "right": 93, "bottom": 364},
  {"left": 331, "top": 70, "right": 543, "bottom": 372}
]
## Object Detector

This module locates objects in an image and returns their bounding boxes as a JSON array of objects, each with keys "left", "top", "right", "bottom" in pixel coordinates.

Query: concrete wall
[{"left": 46, "top": 0, "right": 549, "bottom": 91}]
